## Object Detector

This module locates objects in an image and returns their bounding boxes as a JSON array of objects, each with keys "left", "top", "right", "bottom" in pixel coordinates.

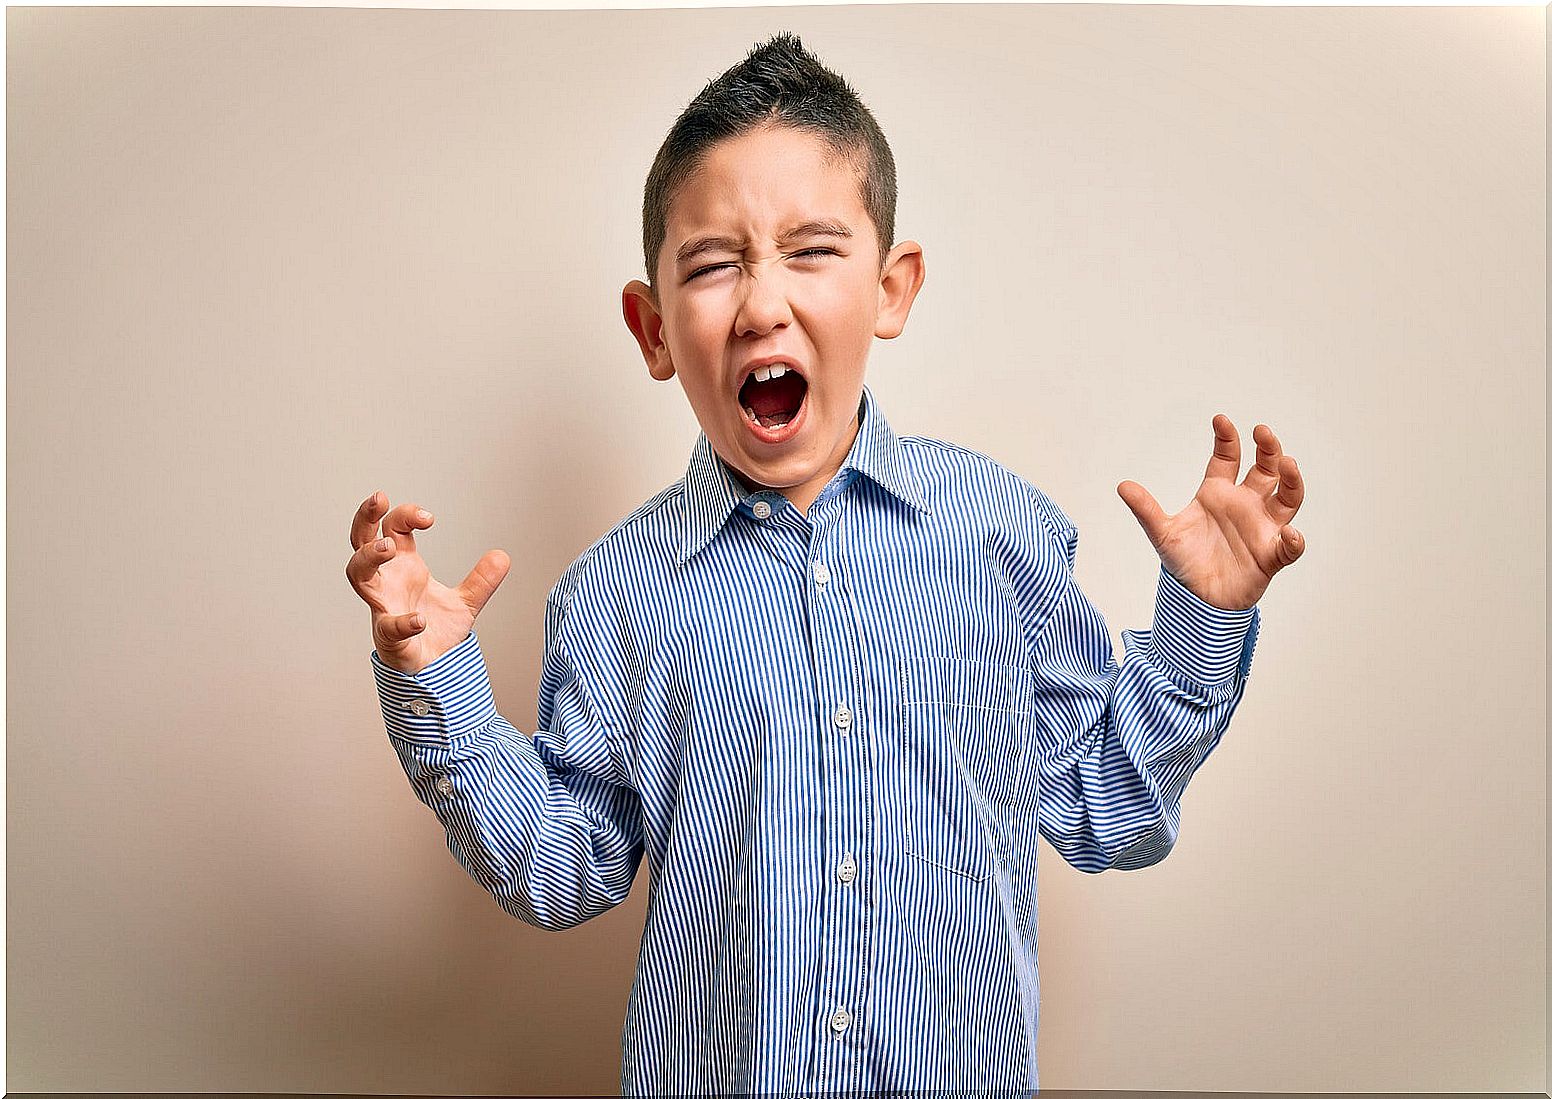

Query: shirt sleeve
[
  {"left": 370, "top": 589, "right": 645, "bottom": 931},
  {"left": 1014, "top": 490, "right": 1261, "bottom": 873}
]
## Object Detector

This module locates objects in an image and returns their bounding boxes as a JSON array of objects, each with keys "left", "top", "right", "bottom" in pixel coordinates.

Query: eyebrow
[{"left": 674, "top": 220, "right": 854, "bottom": 266}]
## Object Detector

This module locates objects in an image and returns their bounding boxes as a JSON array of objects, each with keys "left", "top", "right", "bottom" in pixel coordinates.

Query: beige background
[{"left": 6, "top": 4, "right": 1545, "bottom": 1093}]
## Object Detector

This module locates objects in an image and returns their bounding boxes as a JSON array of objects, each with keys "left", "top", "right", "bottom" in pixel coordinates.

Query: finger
[
  {"left": 457, "top": 549, "right": 513, "bottom": 618},
  {"left": 382, "top": 501, "right": 435, "bottom": 543},
  {"left": 351, "top": 490, "right": 386, "bottom": 551},
  {"left": 1203, "top": 414, "right": 1241, "bottom": 482},
  {"left": 1269, "top": 455, "right": 1304, "bottom": 524},
  {"left": 345, "top": 534, "right": 398, "bottom": 598},
  {"left": 377, "top": 610, "right": 428, "bottom": 646},
  {"left": 1117, "top": 480, "right": 1169, "bottom": 550},
  {"left": 1271, "top": 524, "right": 1306, "bottom": 572},
  {"left": 1244, "top": 424, "right": 1283, "bottom": 495}
]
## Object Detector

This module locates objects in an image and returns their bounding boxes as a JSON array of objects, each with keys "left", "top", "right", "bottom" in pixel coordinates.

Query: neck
[{"left": 735, "top": 411, "right": 861, "bottom": 518}]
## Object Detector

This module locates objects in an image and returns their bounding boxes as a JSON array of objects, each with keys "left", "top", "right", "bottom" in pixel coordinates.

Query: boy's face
[{"left": 623, "top": 123, "right": 924, "bottom": 514}]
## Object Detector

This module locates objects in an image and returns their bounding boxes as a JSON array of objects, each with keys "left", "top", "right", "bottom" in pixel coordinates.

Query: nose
[{"left": 733, "top": 263, "right": 793, "bottom": 339}]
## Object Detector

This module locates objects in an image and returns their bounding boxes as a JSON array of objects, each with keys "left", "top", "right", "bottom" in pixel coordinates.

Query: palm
[
  {"left": 347, "top": 496, "right": 511, "bottom": 676},
  {"left": 369, "top": 548, "right": 476, "bottom": 666},
  {"left": 1118, "top": 416, "right": 1306, "bottom": 611}
]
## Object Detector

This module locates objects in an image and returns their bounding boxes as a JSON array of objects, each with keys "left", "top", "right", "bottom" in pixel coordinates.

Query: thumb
[
  {"left": 378, "top": 611, "right": 428, "bottom": 647},
  {"left": 459, "top": 549, "right": 512, "bottom": 618},
  {"left": 1273, "top": 525, "right": 1306, "bottom": 571},
  {"left": 1117, "top": 480, "right": 1167, "bottom": 549}
]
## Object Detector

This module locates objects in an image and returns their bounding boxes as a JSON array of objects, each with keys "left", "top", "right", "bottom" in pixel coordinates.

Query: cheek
[
  {"left": 816, "top": 277, "right": 877, "bottom": 336},
  {"left": 664, "top": 319, "right": 724, "bottom": 387},
  {"left": 809, "top": 311, "right": 874, "bottom": 380}
]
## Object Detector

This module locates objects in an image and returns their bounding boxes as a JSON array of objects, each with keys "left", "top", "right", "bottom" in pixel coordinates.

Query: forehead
[{"left": 666, "top": 125, "right": 867, "bottom": 239}]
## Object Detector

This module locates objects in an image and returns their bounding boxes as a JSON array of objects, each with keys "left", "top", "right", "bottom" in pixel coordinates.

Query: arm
[
  {"left": 371, "top": 591, "right": 645, "bottom": 932},
  {"left": 1026, "top": 521, "right": 1260, "bottom": 873},
  {"left": 1021, "top": 414, "right": 1305, "bottom": 872}
]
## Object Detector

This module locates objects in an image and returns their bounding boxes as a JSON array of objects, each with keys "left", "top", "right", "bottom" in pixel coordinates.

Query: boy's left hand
[{"left": 1117, "top": 415, "right": 1306, "bottom": 611}]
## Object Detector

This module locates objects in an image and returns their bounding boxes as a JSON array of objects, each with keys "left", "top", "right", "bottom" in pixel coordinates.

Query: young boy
[{"left": 345, "top": 32, "right": 1306, "bottom": 1096}]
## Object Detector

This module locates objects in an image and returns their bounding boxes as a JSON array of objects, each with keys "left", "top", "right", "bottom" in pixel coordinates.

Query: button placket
[{"left": 805, "top": 503, "right": 865, "bottom": 1087}]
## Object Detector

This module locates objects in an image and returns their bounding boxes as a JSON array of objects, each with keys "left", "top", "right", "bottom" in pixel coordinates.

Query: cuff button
[{"left": 409, "top": 700, "right": 431, "bottom": 717}]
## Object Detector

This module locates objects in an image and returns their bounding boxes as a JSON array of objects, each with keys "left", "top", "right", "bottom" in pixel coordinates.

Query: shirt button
[
  {"left": 830, "top": 1006, "right": 851, "bottom": 1034},
  {"left": 751, "top": 500, "right": 772, "bottom": 519},
  {"left": 434, "top": 777, "right": 454, "bottom": 796},
  {"left": 832, "top": 703, "right": 852, "bottom": 731},
  {"left": 838, "top": 853, "right": 857, "bottom": 884},
  {"left": 408, "top": 700, "right": 431, "bottom": 717},
  {"left": 811, "top": 560, "right": 830, "bottom": 586}
]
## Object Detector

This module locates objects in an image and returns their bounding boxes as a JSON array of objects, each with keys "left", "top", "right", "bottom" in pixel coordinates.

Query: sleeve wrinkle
[
  {"left": 1013, "top": 482, "right": 1256, "bottom": 874},
  {"left": 376, "top": 596, "right": 645, "bottom": 932}
]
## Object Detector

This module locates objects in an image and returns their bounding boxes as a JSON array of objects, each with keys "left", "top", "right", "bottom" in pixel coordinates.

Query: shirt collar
[{"left": 677, "top": 382, "right": 930, "bottom": 566}]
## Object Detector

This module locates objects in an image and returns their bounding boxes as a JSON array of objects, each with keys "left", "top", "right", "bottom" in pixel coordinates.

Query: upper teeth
[{"left": 752, "top": 363, "right": 789, "bottom": 383}]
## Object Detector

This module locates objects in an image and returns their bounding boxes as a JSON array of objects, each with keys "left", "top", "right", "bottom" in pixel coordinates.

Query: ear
[
  {"left": 622, "top": 280, "right": 676, "bottom": 382},
  {"left": 874, "top": 241, "right": 926, "bottom": 340}
]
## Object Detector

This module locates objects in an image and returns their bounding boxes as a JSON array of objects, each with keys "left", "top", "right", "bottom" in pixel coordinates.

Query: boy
[{"left": 345, "top": 32, "right": 1306, "bottom": 1096}]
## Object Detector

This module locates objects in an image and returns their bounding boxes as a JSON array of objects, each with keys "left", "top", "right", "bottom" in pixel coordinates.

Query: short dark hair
[{"left": 640, "top": 32, "right": 898, "bottom": 294}]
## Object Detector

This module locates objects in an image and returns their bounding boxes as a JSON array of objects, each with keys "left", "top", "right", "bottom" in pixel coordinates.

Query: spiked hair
[{"left": 640, "top": 32, "right": 898, "bottom": 294}]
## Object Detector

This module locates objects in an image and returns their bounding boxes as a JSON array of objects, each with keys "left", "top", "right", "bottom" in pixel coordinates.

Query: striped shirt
[{"left": 371, "top": 382, "right": 1261, "bottom": 1097}]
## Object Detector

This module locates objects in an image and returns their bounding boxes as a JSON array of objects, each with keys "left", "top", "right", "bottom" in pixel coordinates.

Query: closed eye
[{"left": 687, "top": 248, "right": 839, "bottom": 281}]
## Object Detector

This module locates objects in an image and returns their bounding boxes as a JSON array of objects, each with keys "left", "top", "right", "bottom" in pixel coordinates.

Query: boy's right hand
[{"left": 346, "top": 491, "right": 512, "bottom": 676}]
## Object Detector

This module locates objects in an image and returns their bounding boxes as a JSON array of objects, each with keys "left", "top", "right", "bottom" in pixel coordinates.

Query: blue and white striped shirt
[{"left": 371, "top": 383, "right": 1260, "bottom": 1097}]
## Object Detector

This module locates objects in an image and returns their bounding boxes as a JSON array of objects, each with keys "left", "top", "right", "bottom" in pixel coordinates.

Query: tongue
[{"left": 745, "top": 371, "right": 805, "bottom": 418}]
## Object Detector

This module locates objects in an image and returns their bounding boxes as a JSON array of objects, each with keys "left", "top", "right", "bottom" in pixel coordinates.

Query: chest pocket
[{"left": 900, "top": 655, "right": 1037, "bottom": 881}]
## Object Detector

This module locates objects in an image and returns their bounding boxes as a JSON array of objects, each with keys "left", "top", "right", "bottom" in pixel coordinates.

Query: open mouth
[{"left": 738, "top": 364, "right": 808, "bottom": 430}]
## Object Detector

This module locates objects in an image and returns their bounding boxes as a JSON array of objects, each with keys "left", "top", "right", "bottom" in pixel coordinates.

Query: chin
[{"left": 733, "top": 454, "right": 812, "bottom": 491}]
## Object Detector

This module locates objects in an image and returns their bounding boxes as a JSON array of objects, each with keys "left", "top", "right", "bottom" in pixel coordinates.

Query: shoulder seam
[
  {"left": 899, "top": 434, "right": 1076, "bottom": 543},
  {"left": 549, "top": 481, "right": 684, "bottom": 610},
  {"left": 897, "top": 433, "right": 1003, "bottom": 465},
  {"left": 1015, "top": 477, "right": 1077, "bottom": 550}
]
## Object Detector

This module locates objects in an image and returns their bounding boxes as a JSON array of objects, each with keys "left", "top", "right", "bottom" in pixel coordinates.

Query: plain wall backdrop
[{"left": 5, "top": 3, "right": 1545, "bottom": 1093}]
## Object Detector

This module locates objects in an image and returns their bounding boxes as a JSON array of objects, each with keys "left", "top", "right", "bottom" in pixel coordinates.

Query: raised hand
[
  {"left": 345, "top": 491, "right": 512, "bottom": 675},
  {"left": 1116, "top": 416, "right": 1306, "bottom": 611}
]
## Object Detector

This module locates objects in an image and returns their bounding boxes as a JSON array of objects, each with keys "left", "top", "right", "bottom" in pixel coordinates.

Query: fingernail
[
  {"left": 410, "top": 614, "right": 423, "bottom": 628},
  {"left": 377, "top": 538, "right": 391, "bottom": 551},
  {"left": 417, "top": 509, "right": 431, "bottom": 521}
]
